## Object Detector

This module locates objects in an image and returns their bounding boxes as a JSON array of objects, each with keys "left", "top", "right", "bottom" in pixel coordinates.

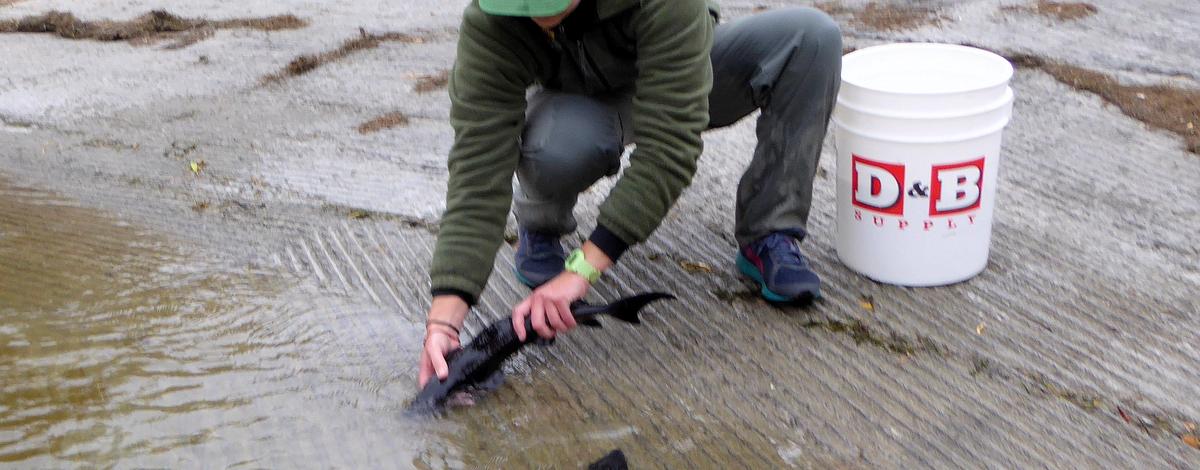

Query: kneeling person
[{"left": 418, "top": 0, "right": 843, "bottom": 387}]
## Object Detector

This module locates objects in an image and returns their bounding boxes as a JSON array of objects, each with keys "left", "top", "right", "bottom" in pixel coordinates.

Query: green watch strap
[{"left": 565, "top": 249, "right": 601, "bottom": 283}]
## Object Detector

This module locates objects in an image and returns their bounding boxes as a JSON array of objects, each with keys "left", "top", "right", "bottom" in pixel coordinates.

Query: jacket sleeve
[
  {"left": 592, "top": 0, "right": 714, "bottom": 252},
  {"left": 429, "top": 5, "right": 539, "bottom": 303}
]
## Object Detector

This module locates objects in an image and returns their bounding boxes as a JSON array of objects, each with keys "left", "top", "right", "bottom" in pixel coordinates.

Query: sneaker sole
[
  {"left": 736, "top": 253, "right": 820, "bottom": 305},
  {"left": 513, "top": 267, "right": 540, "bottom": 289},
  {"left": 513, "top": 265, "right": 565, "bottom": 290}
]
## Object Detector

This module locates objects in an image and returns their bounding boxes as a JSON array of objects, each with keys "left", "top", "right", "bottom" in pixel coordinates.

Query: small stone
[{"left": 1182, "top": 434, "right": 1200, "bottom": 450}]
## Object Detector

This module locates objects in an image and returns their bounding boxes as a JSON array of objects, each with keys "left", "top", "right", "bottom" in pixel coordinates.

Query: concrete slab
[{"left": 1, "top": 0, "right": 1197, "bottom": 467}]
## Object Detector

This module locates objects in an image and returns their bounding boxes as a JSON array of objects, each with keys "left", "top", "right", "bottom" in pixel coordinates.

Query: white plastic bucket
[
  {"left": 838, "top": 43, "right": 1013, "bottom": 113},
  {"left": 832, "top": 43, "right": 1015, "bottom": 286}
]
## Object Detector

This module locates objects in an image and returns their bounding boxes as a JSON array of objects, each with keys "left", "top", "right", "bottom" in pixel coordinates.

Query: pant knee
[
  {"left": 781, "top": 7, "right": 842, "bottom": 41},
  {"left": 776, "top": 7, "right": 843, "bottom": 63},
  {"left": 518, "top": 132, "right": 622, "bottom": 197},
  {"left": 763, "top": 7, "right": 840, "bottom": 60},
  {"left": 518, "top": 93, "right": 624, "bottom": 197}
]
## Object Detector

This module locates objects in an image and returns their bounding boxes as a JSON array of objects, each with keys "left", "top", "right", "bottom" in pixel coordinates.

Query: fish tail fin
[
  {"left": 606, "top": 292, "right": 675, "bottom": 325},
  {"left": 609, "top": 308, "right": 641, "bottom": 325},
  {"left": 577, "top": 317, "right": 603, "bottom": 328}
]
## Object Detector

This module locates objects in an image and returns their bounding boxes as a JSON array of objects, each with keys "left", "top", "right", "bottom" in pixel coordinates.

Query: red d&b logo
[
  {"left": 930, "top": 158, "right": 985, "bottom": 216},
  {"left": 852, "top": 155, "right": 905, "bottom": 216}
]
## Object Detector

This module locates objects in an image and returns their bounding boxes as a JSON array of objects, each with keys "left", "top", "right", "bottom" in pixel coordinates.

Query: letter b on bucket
[
  {"left": 930, "top": 158, "right": 984, "bottom": 215},
  {"left": 833, "top": 43, "right": 1014, "bottom": 286}
]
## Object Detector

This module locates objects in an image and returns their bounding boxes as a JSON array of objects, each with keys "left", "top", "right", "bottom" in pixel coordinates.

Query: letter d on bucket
[{"left": 832, "top": 43, "right": 1014, "bottom": 286}]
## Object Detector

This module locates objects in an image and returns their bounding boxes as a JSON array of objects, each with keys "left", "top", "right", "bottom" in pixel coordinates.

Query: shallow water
[
  {"left": 0, "top": 178, "right": 838, "bottom": 469},
  {"left": 0, "top": 180, "right": 466, "bottom": 467}
]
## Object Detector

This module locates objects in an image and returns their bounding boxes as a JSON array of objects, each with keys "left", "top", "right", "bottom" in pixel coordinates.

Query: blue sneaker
[
  {"left": 513, "top": 228, "right": 565, "bottom": 289},
  {"left": 736, "top": 233, "right": 821, "bottom": 304}
]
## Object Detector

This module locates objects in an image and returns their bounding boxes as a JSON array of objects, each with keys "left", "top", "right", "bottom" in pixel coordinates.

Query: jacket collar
[{"left": 596, "top": 0, "right": 640, "bottom": 19}]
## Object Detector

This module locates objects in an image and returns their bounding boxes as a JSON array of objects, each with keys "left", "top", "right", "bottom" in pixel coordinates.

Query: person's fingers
[
  {"left": 545, "top": 300, "right": 566, "bottom": 333},
  {"left": 418, "top": 347, "right": 432, "bottom": 388},
  {"left": 531, "top": 295, "right": 554, "bottom": 339},
  {"left": 429, "top": 338, "right": 450, "bottom": 380},
  {"left": 559, "top": 298, "right": 577, "bottom": 330},
  {"left": 512, "top": 298, "right": 531, "bottom": 341}
]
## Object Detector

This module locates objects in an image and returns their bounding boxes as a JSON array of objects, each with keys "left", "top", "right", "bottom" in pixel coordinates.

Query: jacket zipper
[
  {"left": 553, "top": 24, "right": 611, "bottom": 92},
  {"left": 577, "top": 40, "right": 613, "bottom": 91}
]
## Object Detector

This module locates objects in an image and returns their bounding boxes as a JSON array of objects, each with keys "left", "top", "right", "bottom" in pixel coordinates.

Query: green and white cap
[{"left": 479, "top": 0, "right": 571, "bottom": 16}]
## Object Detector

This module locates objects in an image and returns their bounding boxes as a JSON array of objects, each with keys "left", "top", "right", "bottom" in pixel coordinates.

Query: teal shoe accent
[
  {"left": 513, "top": 267, "right": 537, "bottom": 289},
  {"left": 737, "top": 253, "right": 793, "bottom": 303}
]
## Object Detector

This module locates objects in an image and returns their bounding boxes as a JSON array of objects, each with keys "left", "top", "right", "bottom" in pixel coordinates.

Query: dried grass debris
[
  {"left": 1009, "top": 53, "right": 1200, "bottom": 155},
  {"left": 356, "top": 112, "right": 411, "bottom": 134},
  {"left": 413, "top": 70, "right": 450, "bottom": 93},
  {"left": 0, "top": 10, "right": 307, "bottom": 47},
  {"left": 815, "top": 1, "right": 942, "bottom": 32},
  {"left": 1003, "top": 1, "right": 1098, "bottom": 21},
  {"left": 855, "top": 2, "right": 941, "bottom": 31},
  {"left": 261, "top": 28, "right": 436, "bottom": 84}
]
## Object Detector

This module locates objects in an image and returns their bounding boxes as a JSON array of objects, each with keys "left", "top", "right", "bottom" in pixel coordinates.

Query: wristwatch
[{"left": 564, "top": 249, "right": 601, "bottom": 284}]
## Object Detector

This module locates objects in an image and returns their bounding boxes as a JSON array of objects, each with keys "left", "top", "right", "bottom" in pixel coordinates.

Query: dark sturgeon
[{"left": 408, "top": 292, "right": 675, "bottom": 414}]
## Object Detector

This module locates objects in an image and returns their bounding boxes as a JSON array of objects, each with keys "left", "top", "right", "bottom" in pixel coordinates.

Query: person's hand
[
  {"left": 417, "top": 295, "right": 469, "bottom": 388},
  {"left": 418, "top": 326, "right": 460, "bottom": 388},
  {"left": 512, "top": 271, "right": 589, "bottom": 341}
]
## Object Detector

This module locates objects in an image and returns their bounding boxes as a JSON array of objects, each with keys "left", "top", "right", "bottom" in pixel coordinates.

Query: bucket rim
[
  {"left": 841, "top": 43, "right": 1014, "bottom": 96},
  {"left": 836, "top": 87, "right": 1014, "bottom": 120},
  {"left": 832, "top": 112, "right": 1011, "bottom": 144}
]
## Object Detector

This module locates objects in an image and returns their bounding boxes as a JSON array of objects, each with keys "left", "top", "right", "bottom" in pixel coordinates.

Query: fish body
[
  {"left": 408, "top": 292, "right": 674, "bottom": 414},
  {"left": 588, "top": 449, "right": 628, "bottom": 470}
]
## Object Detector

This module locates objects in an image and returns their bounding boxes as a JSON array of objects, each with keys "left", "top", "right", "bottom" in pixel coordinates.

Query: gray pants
[{"left": 514, "top": 7, "right": 842, "bottom": 247}]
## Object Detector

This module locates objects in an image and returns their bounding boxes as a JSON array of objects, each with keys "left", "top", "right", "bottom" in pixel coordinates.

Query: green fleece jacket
[{"left": 430, "top": 0, "right": 717, "bottom": 303}]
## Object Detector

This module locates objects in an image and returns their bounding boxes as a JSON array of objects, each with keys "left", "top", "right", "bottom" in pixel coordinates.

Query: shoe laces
[{"left": 760, "top": 234, "right": 806, "bottom": 267}]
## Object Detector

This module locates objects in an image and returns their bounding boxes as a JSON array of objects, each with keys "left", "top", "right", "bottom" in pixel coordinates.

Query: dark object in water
[
  {"left": 588, "top": 449, "right": 628, "bottom": 470},
  {"left": 408, "top": 293, "right": 674, "bottom": 414}
]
